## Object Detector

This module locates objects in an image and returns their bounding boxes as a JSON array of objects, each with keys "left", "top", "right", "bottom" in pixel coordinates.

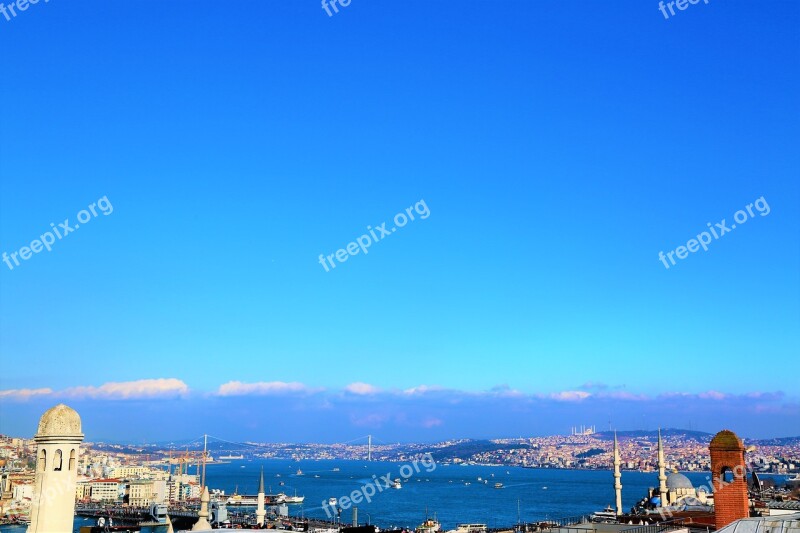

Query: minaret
[
  {"left": 29, "top": 404, "right": 84, "bottom": 533},
  {"left": 256, "top": 467, "right": 266, "bottom": 526},
  {"left": 192, "top": 486, "right": 211, "bottom": 530},
  {"left": 657, "top": 428, "right": 668, "bottom": 501},
  {"left": 710, "top": 430, "right": 749, "bottom": 530},
  {"left": 613, "top": 432, "right": 623, "bottom": 516}
]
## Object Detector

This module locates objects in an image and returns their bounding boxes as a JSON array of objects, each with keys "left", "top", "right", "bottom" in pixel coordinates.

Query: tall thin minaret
[
  {"left": 613, "top": 431, "right": 623, "bottom": 516},
  {"left": 29, "top": 404, "right": 84, "bottom": 533},
  {"left": 192, "top": 486, "right": 211, "bottom": 530},
  {"left": 256, "top": 467, "right": 266, "bottom": 527},
  {"left": 657, "top": 428, "right": 668, "bottom": 499}
]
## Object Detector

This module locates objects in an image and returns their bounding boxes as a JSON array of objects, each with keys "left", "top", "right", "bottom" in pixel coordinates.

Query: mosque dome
[
  {"left": 36, "top": 404, "right": 82, "bottom": 437},
  {"left": 666, "top": 472, "right": 694, "bottom": 490},
  {"left": 710, "top": 430, "right": 743, "bottom": 450}
]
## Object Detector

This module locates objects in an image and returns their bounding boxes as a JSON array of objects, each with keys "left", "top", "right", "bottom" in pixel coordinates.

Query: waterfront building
[
  {"left": 89, "top": 478, "right": 122, "bottom": 502},
  {"left": 111, "top": 465, "right": 149, "bottom": 478},
  {"left": 28, "top": 403, "right": 84, "bottom": 533},
  {"left": 129, "top": 479, "right": 156, "bottom": 506}
]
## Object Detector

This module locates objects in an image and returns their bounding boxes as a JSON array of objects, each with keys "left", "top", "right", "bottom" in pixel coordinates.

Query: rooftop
[
  {"left": 710, "top": 430, "right": 744, "bottom": 450},
  {"left": 36, "top": 404, "right": 83, "bottom": 438},
  {"left": 716, "top": 513, "right": 800, "bottom": 533}
]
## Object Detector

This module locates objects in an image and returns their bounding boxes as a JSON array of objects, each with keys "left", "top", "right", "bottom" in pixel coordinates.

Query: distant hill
[
  {"left": 751, "top": 436, "right": 800, "bottom": 446},
  {"left": 427, "top": 439, "right": 528, "bottom": 461},
  {"left": 595, "top": 430, "right": 800, "bottom": 443},
  {"left": 594, "top": 429, "right": 713, "bottom": 441}
]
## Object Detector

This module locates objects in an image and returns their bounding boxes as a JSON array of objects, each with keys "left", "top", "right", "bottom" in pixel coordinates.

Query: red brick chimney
[{"left": 710, "top": 430, "right": 749, "bottom": 530}]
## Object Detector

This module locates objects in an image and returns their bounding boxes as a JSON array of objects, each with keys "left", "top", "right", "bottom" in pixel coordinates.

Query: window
[
  {"left": 69, "top": 449, "right": 76, "bottom": 471},
  {"left": 721, "top": 466, "right": 735, "bottom": 483},
  {"left": 54, "top": 449, "right": 63, "bottom": 471},
  {"left": 38, "top": 449, "right": 46, "bottom": 472}
]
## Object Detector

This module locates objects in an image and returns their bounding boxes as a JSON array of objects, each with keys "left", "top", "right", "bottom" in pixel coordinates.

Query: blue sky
[{"left": 1, "top": 0, "right": 798, "bottom": 441}]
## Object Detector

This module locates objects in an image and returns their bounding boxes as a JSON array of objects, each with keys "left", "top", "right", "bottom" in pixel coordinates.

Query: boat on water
[
  {"left": 590, "top": 506, "right": 618, "bottom": 523},
  {"left": 333, "top": 467, "right": 340, "bottom": 472},
  {"left": 226, "top": 493, "right": 258, "bottom": 506},
  {"left": 219, "top": 454, "right": 244, "bottom": 460},
  {"left": 416, "top": 518, "right": 442, "bottom": 533},
  {"left": 494, "top": 482, "right": 504, "bottom": 489},
  {"left": 282, "top": 490, "right": 305, "bottom": 504},
  {"left": 393, "top": 478, "right": 403, "bottom": 489},
  {"left": 448, "top": 524, "right": 488, "bottom": 533},
  {"left": 328, "top": 497, "right": 337, "bottom": 506},
  {"left": 296, "top": 469, "right": 304, "bottom": 476}
]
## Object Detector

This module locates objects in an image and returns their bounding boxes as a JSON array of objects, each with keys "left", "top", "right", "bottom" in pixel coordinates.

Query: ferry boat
[
  {"left": 328, "top": 497, "right": 338, "bottom": 506},
  {"left": 219, "top": 454, "right": 244, "bottom": 460},
  {"left": 226, "top": 494, "right": 258, "bottom": 506},
  {"left": 282, "top": 491, "right": 305, "bottom": 504},
  {"left": 393, "top": 478, "right": 403, "bottom": 489},
  {"left": 590, "top": 506, "right": 618, "bottom": 523},
  {"left": 449, "top": 524, "right": 487, "bottom": 533},
  {"left": 416, "top": 518, "right": 442, "bottom": 533}
]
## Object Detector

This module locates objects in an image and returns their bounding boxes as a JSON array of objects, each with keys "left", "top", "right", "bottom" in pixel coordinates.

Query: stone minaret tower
[
  {"left": 657, "top": 428, "right": 668, "bottom": 498},
  {"left": 256, "top": 467, "right": 266, "bottom": 526},
  {"left": 29, "top": 404, "right": 84, "bottom": 533},
  {"left": 192, "top": 486, "right": 211, "bottom": 530},
  {"left": 613, "top": 432, "right": 623, "bottom": 516},
  {"left": 710, "top": 430, "right": 749, "bottom": 530}
]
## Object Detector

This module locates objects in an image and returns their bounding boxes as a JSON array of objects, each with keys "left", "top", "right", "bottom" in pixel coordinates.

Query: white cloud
[
  {"left": 0, "top": 388, "right": 54, "bottom": 400},
  {"left": 344, "top": 382, "right": 381, "bottom": 395},
  {"left": 63, "top": 378, "right": 189, "bottom": 399},
  {"left": 402, "top": 385, "right": 444, "bottom": 396},
  {"left": 217, "top": 381, "right": 316, "bottom": 397},
  {"left": 547, "top": 390, "right": 591, "bottom": 402}
]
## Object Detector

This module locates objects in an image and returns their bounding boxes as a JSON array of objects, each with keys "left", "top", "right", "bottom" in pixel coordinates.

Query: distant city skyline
[{"left": 1, "top": 2, "right": 799, "bottom": 442}]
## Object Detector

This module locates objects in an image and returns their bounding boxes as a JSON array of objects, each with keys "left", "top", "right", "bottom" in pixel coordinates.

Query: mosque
[
  {"left": 617, "top": 429, "right": 713, "bottom": 514},
  {"left": 609, "top": 427, "right": 796, "bottom": 532}
]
